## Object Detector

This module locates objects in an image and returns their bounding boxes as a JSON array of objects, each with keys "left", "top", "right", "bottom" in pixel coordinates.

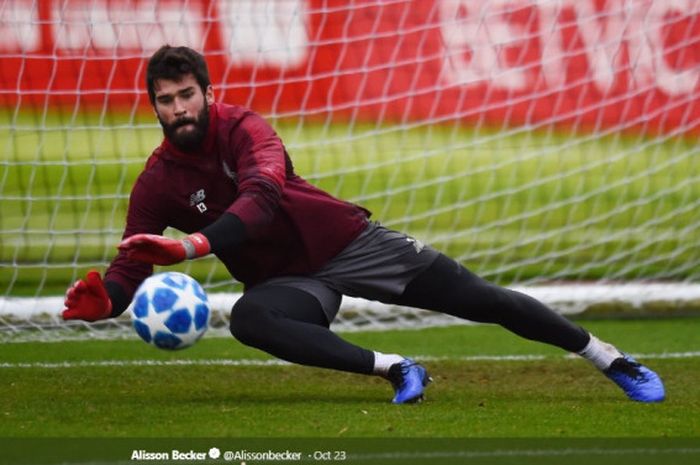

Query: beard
[{"left": 159, "top": 104, "right": 210, "bottom": 153}]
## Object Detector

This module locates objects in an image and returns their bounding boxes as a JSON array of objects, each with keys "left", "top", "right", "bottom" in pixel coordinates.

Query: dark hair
[{"left": 146, "top": 45, "right": 211, "bottom": 105}]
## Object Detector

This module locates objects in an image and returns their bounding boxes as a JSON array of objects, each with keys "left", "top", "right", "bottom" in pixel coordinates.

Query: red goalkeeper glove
[
  {"left": 118, "top": 233, "right": 211, "bottom": 266},
  {"left": 62, "top": 270, "right": 112, "bottom": 322}
]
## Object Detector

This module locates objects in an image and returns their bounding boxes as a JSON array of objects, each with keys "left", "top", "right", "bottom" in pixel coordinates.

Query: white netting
[{"left": 2, "top": 0, "right": 700, "bottom": 341}]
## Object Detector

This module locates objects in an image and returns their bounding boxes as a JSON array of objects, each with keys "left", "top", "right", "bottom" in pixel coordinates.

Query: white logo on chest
[{"left": 190, "top": 189, "right": 207, "bottom": 213}]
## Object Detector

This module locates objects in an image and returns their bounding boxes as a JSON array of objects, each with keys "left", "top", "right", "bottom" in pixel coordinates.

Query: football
[{"left": 131, "top": 272, "right": 210, "bottom": 350}]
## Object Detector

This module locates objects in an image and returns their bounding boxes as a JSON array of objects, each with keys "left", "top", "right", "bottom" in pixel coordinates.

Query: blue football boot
[
  {"left": 386, "top": 358, "right": 432, "bottom": 404},
  {"left": 604, "top": 354, "right": 665, "bottom": 402}
]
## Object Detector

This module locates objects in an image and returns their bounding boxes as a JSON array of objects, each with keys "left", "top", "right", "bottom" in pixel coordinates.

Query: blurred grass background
[{"left": 2, "top": 108, "right": 700, "bottom": 296}]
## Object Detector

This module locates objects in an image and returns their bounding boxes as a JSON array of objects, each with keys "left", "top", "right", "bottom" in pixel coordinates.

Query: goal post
[{"left": 2, "top": 0, "right": 700, "bottom": 341}]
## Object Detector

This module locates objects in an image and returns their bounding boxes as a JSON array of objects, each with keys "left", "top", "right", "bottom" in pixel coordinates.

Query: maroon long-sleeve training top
[{"left": 104, "top": 102, "right": 369, "bottom": 302}]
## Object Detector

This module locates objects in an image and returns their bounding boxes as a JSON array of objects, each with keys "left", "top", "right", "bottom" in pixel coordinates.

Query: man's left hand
[{"left": 118, "top": 233, "right": 210, "bottom": 265}]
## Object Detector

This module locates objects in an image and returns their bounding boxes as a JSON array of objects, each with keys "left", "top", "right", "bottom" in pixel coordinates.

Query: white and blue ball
[{"left": 131, "top": 272, "right": 210, "bottom": 350}]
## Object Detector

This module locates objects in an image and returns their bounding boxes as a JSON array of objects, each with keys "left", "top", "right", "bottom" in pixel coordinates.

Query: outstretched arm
[
  {"left": 118, "top": 232, "right": 211, "bottom": 265},
  {"left": 120, "top": 111, "right": 285, "bottom": 266},
  {"left": 64, "top": 169, "right": 168, "bottom": 321},
  {"left": 118, "top": 211, "right": 247, "bottom": 265}
]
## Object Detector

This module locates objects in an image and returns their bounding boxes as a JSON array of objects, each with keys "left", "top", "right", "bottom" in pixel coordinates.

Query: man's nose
[{"left": 173, "top": 98, "right": 187, "bottom": 116}]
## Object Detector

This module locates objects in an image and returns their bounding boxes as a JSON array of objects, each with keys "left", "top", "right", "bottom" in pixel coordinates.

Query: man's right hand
[{"left": 62, "top": 270, "right": 113, "bottom": 322}]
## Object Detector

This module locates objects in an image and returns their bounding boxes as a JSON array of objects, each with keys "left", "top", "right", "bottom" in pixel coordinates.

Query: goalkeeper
[{"left": 63, "top": 45, "right": 664, "bottom": 404}]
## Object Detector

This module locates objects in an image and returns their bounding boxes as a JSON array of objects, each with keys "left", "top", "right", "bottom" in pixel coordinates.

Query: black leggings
[
  {"left": 229, "top": 254, "right": 590, "bottom": 375},
  {"left": 230, "top": 285, "right": 376, "bottom": 373},
  {"left": 393, "top": 255, "right": 590, "bottom": 352}
]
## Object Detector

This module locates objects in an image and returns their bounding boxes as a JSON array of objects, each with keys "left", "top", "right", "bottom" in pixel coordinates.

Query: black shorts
[{"left": 253, "top": 222, "right": 439, "bottom": 321}]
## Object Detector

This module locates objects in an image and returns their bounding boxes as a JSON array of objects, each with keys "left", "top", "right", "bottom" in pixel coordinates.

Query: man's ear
[{"left": 205, "top": 85, "right": 214, "bottom": 105}]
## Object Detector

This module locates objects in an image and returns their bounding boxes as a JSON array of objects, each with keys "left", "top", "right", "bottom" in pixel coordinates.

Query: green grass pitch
[
  {"left": 2, "top": 318, "right": 699, "bottom": 438},
  {"left": 2, "top": 318, "right": 700, "bottom": 463},
  {"left": 2, "top": 320, "right": 700, "bottom": 464}
]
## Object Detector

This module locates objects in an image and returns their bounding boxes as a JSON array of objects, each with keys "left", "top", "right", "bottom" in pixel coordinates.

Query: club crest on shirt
[
  {"left": 189, "top": 189, "right": 207, "bottom": 213},
  {"left": 222, "top": 161, "right": 238, "bottom": 187}
]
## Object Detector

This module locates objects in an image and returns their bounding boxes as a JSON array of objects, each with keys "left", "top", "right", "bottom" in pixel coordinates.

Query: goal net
[{"left": 2, "top": 0, "right": 700, "bottom": 342}]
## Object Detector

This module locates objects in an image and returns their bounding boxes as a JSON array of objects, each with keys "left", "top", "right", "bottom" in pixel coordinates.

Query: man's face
[{"left": 153, "top": 74, "right": 214, "bottom": 152}]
